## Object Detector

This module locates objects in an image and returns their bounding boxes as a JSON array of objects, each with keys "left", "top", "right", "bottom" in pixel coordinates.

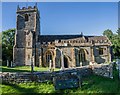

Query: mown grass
[
  {"left": 1, "top": 74, "right": 120, "bottom": 94},
  {"left": 1, "top": 66, "right": 60, "bottom": 72},
  {"left": 1, "top": 64, "right": 120, "bottom": 94}
]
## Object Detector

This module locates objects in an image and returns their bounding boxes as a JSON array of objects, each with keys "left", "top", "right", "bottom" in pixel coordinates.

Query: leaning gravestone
[{"left": 53, "top": 73, "right": 82, "bottom": 90}]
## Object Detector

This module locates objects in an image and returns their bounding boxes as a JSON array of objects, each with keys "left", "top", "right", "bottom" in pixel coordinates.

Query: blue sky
[{"left": 2, "top": 2, "right": 118, "bottom": 35}]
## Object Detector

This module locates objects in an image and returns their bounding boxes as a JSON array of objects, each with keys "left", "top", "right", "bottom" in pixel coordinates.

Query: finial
[
  {"left": 34, "top": 2, "right": 37, "bottom": 8},
  {"left": 81, "top": 32, "right": 83, "bottom": 36},
  {"left": 17, "top": 5, "right": 20, "bottom": 10}
]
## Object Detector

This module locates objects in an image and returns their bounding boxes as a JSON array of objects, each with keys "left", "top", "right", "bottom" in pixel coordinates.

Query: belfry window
[{"left": 25, "top": 14, "right": 29, "bottom": 21}]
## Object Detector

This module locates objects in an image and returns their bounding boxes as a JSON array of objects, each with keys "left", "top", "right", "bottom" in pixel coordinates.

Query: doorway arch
[
  {"left": 45, "top": 51, "right": 53, "bottom": 67},
  {"left": 64, "top": 56, "right": 69, "bottom": 68}
]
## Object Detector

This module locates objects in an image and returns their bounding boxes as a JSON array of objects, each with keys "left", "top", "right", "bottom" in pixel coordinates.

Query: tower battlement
[{"left": 17, "top": 5, "right": 38, "bottom": 13}]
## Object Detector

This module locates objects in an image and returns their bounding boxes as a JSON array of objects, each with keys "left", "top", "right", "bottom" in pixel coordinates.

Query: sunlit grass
[
  {"left": 1, "top": 74, "right": 120, "bottom": 94},
  {"left": 1, "top": 66, "right": 60, "bottom": 72},
  {"left": 1, "top": 64, "right": 120, "bottom": 94}
]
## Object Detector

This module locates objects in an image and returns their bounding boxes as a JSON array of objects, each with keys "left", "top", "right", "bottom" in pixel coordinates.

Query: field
[{"left": 1, "top": 65, "right": 120, "bottom": 94}]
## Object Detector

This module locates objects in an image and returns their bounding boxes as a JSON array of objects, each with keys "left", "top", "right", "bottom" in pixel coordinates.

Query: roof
[
  {"left": 38, "top": 35, "right": 83, "bottom": 42},
  {"left": 38, "top": 35, "right": 110, "bottom": 43}
]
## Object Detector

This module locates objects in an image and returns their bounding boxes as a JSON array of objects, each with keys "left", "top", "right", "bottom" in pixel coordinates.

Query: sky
[{"left": 2, "top": 2, "right": 118, "bottom": 36}]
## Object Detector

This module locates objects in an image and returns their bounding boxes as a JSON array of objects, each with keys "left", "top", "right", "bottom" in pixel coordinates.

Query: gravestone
[
  {"left": 53, "top": 74, "right": 82, "bottom": 90},
  {"left": 80, "top": 62, "right": 82, "bottom": 67},
  {"left": 11, "top": 61, "right": 13, "bottom": 67},
  {"left": 49, "top": 60, "right": 54, "bottom": 72},
  {"left": 31, "top": 57, "right": 34, "bottom": 73}
]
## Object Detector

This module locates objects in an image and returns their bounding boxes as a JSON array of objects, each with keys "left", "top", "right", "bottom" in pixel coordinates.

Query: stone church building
[{"left": 13, "top": 5, "right": 112, "bottom": 69}]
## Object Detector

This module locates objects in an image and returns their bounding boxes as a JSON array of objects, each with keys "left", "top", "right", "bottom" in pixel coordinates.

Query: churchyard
[{"left": 1, "top": 60, "right": 120, "bottom": 94}]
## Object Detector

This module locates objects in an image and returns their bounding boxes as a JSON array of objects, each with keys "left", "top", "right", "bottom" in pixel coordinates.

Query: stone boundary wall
[
  {"left": 1, "top": 64, "right": 113, "bottom": 83},
  {"left": 92, "top": 63, "right": 113, "bottom": 79}
]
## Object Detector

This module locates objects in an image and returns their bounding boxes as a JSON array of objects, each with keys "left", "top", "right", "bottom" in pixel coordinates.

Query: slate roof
[
  {"left": 38, "top": 35, "right": 109, "bottom": 43},
  {"left": 38, "top": 35, "right": 83, "bottom": 42}
]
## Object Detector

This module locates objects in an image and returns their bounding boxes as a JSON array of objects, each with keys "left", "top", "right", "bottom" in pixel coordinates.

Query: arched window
[
  {"left": 25, "top": 14, "right": 29, "bottom": 21},
  {"left": 78, "top": 49, "right": 86, "bottom": 63},
  {"left": 46, "top": 51, "right": 52, "bottom": 67}
]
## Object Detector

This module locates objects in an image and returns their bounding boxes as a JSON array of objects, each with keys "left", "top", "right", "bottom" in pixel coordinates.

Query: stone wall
[
  {"left": 1, "top": 66, "right": 92, "bottom": 83},
  {"left": 1, "top": 64, "right": 113, "bottom": 84},
  {"left": 92, "top": 63, "right": 113, "bottom": 79}
]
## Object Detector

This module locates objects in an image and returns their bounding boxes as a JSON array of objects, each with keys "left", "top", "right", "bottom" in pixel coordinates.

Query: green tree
[
  {"left": 117, "top": 28, "right": 120, "bottom": 35},
  {"left": 103, "top": 29, "right": 120, "bottom": 58},
  {"left": 103, "top": 29, "right": 113, "bottom": 40},
  {"left": 112, "top": 34, "right": 120, "bottom": 57},
  {"left": 2, "top": 29, "right": 15, "bottom": 65}
]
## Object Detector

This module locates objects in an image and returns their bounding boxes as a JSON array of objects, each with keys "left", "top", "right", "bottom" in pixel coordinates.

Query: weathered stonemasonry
[
  {"left": 1, "top": 64, "right": 113, "bottom": 84},
  {"left": 92, "top": 63, "right": 113, "bottom": 78},
  {"left": 13, "top": 5, "right": 112, "bottom": 68}
]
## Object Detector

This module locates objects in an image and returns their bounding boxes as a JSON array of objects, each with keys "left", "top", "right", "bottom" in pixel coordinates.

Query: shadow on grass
[
  {"left": 2, "top": 82, "right": 41, "bottom": 95},
  {"left": 1, "top": 64, "right": 120, "bottom": 94},
  {"left": 79, "top": 63, "right": 120, "bottom": 93}
]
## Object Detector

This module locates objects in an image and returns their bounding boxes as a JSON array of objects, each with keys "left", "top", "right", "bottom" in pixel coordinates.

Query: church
[{"left": 13, "top": 5, "right": 112, "bottom": 69}]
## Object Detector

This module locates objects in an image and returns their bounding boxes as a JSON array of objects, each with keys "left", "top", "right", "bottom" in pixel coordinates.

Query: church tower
[{"left": 13, "top": 4, "right": 40, "bottom": 66}]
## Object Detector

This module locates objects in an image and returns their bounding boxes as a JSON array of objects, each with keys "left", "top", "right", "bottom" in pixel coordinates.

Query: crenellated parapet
[{"left": 17, "top": 4, "right": 38, "bottom": 13}]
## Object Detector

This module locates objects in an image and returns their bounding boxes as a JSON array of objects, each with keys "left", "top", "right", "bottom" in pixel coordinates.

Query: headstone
[
  {"left": 31, "top": 57, "right": 34, "bottom": 73},
  {"left": 11, "top": 61, "right": 12, "bottom": 67},
  {"left": 80, "top": 62, "right": 82, "bottom": 67},
  {"left": 53, "top": 74, "right": 82, "bottom": 90}
]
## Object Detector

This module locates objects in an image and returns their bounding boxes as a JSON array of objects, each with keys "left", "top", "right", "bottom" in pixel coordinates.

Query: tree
[
  {"left": 103, "top": 29, "right": 113, "bottom": 40},
  {"left": 2, "top": 29, "right": 15, "bottom": 65},
  {"left": 103, "top": 29, "right": 120, "bottom": 58}
]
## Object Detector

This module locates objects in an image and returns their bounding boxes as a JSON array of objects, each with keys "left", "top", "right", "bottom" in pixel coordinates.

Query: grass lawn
[
  {"left": 1, "top": 75, "right": 120, "bottom": 94},
  {"left": 1, "top": 66, "right": 60, "bottom": 72},
  {"left": 1, "top": 64, "right": 120, "bottom": 94}
]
